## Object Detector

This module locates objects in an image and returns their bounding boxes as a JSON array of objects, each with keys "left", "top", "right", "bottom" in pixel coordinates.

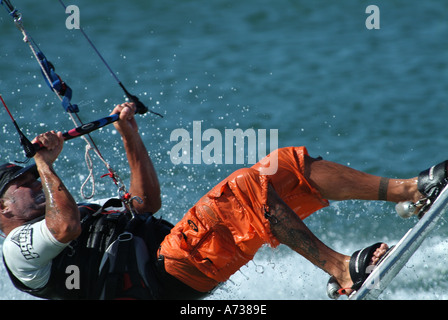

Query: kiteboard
[{"left": 349, "top": 184, "right": 448, "bottom": 300}]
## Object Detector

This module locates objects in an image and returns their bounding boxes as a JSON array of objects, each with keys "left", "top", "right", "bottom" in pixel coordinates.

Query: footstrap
[
  {"left": 418, "top": 160, "right": 448, "bottom": 200},
  {"left": 349, "top": 242, "right": 382, "bottom": 291}
]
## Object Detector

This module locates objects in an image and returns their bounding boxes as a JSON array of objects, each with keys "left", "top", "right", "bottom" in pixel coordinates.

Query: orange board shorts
[{"left": 158, "top": 146, "right": 329, "bottom": 292}]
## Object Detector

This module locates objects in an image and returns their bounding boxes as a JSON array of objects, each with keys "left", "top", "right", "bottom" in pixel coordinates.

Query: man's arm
[
  {"left": 33, "top": 131, "right": 81, "bottom": 243},
  {"left": 111, "top": 103, "right": 162, "bottom": 214}
]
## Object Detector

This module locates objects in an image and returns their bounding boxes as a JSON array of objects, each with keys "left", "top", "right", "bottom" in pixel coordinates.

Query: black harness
[{"left": 3, "top": 199, "right": 173, "bottom": 300}]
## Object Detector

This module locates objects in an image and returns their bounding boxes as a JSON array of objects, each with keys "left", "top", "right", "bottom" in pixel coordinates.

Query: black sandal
[
  {"left": 327, "top": 242, "right": 390, "bottom": 299},
  {"left": 417, "top": 160, "right": 448, "bottom": 217}
]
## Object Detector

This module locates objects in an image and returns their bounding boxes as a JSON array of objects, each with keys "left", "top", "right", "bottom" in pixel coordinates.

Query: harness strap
[
  {"left": 102, "top": 233, "right": 131, "bottom": 299},
  {"left": 99, "top": 233, "right": 155, "bottom": 299},
  {"left": 97, "top": 214, "right": 159, "bottom": 300}
]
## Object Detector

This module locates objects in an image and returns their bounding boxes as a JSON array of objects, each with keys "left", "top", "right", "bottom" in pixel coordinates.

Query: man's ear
[
  {"left": 0, "top": 199, "right": 5, "bottom": 212},
  {"left": 0, "top": 198, "right": 8, "bottom": 213},
  {"left": 0, "top": 198, "right": 13, "bottom": 221}
]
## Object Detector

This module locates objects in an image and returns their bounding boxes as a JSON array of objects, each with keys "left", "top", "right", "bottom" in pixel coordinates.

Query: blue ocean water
[{"left": 0, "top": 0, "right": 447, "bottom": 300}]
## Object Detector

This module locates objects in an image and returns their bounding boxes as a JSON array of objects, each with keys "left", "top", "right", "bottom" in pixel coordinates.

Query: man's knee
[{"left": 233, "top": 167, "right": 257, "bottom": 182}]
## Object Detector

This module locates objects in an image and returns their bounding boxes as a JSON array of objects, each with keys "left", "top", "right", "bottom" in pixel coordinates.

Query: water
[{"left": 0, "top": 0, "right": 447, "bottom": 300}]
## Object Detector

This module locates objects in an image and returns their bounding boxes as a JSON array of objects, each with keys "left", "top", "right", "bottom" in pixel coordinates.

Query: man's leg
[
  {"left": 265, "top": 183, "right": 355, "bottom": 291},
  {"left": 304, "top": 156, "right": 423, "bottom": 203},
  {"left": 266, "top": 182, "right": 391, "bottom": 293},
  {"left": 265, "top": 155, "right": 423, "bottom": 292},
  {"left": 265, "top": 183, "right": 348, "bottom": 279}
]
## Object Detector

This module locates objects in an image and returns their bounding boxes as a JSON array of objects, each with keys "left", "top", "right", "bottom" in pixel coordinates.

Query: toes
[{"left": 370, "top": 243, "right": 389, "bottom": 265}]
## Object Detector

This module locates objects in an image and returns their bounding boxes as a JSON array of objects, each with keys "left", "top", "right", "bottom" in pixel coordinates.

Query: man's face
[{"left": 1, "top": 172, "right": 46, "bottom": 222}]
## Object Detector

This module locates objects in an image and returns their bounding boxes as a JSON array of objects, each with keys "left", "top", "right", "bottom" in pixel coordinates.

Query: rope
[
  {"left": 80, "top": 144, "right": 95, "bottom": 199},
  {"left": 2, "top": 2, "right": 131, "bottom": 204}
]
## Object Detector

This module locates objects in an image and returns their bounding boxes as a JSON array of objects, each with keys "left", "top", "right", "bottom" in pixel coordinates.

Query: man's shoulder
[{"left": 3, "top": 218, "right": 46, "bottom": 258}]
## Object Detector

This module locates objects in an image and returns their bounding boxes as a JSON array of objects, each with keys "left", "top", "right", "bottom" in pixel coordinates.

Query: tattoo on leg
[{"left": 266, "top": 201, "right": 327, "bottom": 269}]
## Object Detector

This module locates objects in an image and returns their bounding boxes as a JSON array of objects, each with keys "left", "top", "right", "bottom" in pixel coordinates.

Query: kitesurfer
[{"left": 0, "top": 102, "right": 444, "bottom": 299}]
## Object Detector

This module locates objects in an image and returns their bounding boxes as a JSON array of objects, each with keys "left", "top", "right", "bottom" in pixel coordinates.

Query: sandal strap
[
  {"left": 418, "top": 160, "right": 448, "bottom": 200},
  {"left": 349, "top": 242, "right": 382, "bottom": 291}
]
